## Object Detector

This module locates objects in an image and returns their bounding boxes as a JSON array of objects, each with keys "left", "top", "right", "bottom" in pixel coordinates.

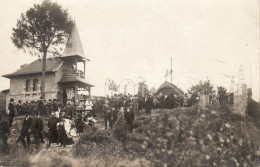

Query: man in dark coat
[
  {"left": 144, "top": 95, "right": 153, "bottom": 114},
  {"left": 15, "top": 113, "right": 33, "bottom": 148},
  {"left": 103, "top": 100, "right": 112, "bottom": 130},
  {"left": 37, "top": 98, "right": 45, "bottom": 116},
  {"left": 47, "top": 112, "right": 59, "bottom": 147},
  {"left": 124, "top": 103, "right": 135, "bottom": 132},
  {"left": 138, "top": 96, "right": 144, "bottom": 112},
  {"left": 0, "top": 115, "right": 10, "bottom": 153},
  {"left": 16, "top": 100, "right": 23, "bottom": 116},
  {"left": 64, "top": 101, "right": 75, "bottom": 119},
  {"left": 52, "top": 99, "right": 59, "bottom": 112},
  {"left": 8, "top": 98, "right": 16, "bottom": 127},
  {"left": 46, "top": 99, "right": 53, "bottom": 115},
  {"left": 32, "top": 112, "right": 44, "bottom": 149},
  {"left": 57, "top": 113, "right": 67, "bottom": 147}
]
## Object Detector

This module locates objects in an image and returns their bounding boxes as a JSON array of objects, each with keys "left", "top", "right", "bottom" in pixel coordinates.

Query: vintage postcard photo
[{"left": 0, "top": 0, "right": 259, "bottom": 166}]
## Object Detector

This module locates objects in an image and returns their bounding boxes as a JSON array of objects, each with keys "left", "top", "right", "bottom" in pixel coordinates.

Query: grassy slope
[{"left": 1, "top": 105, "right": 260, "bottom": 166}]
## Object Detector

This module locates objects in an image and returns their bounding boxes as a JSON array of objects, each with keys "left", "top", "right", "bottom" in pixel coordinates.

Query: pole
[
  {"left": 170, "top": 57, "right": 172, "bottom": 84},
  {"left": 250, "top": 63, "right": 253, "bottom": 90}
]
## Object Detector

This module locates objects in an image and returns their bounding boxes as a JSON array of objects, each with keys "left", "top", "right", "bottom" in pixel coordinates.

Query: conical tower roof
[{"left": 62, "top": 24, "right": 89, "bottom": 61}]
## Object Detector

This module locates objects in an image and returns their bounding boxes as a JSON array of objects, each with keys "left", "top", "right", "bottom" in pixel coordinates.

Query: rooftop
[{"left": 2, "top": 58, "right": 63, "bottom": 78}]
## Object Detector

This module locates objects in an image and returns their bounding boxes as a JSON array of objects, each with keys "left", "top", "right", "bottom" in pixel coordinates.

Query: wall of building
[{"left": 8, "top": 73, "right": 59, "bottom": 103}]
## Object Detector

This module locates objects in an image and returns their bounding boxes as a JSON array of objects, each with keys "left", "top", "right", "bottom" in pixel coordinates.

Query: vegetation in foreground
[{"left": 1, "top": 104, "right": 260, "bottom": 166}]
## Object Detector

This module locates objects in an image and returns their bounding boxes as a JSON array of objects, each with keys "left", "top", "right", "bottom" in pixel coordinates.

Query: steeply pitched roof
[
  {"left": 61, "top": 24, "right": 89, "bottom": 61},
  {"left": 59, "top": 75, "right": 94, "bottom": 87},
  {"left": 2, "top": 58, "right": 63, "bottom": 78},
  {"left": 155, "top": 81, "right": 184, "bottom": 95}
]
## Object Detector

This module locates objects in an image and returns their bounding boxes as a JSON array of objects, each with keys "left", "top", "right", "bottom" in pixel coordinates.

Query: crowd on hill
[{"left": 0, "top": 92, "right": 204, "bottom": 153}]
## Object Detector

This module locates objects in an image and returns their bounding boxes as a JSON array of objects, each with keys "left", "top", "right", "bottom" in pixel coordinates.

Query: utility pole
[
  {"left": 170, "top": 57, "right": 173, "bottom": 84},
  {"left": 250, "top": 63, "right": 252, "bottom": 90}
]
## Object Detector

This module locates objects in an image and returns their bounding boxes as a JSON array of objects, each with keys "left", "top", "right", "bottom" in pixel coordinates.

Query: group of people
[
  {"left": 0, "top": 97, "right": 96, "bottom": 152},
  {"left": 1, "top": 92, "right": 200, "bottom": 152}
]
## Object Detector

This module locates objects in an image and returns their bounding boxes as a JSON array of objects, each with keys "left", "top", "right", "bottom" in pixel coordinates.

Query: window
[
  {"left": 25, "top": 79, "right": 30, "bottom": 92},
  {"left": 33, "top": 79, "right": 38, "bottom": 91}
]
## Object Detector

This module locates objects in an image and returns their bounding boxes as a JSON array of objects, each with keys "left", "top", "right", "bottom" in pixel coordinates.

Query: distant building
[
  {"left": 2, "top": 25, "right": 93, "bottom": 104},
  {"left": 154, "top": 81, "right": 184, "bottom": 96}
]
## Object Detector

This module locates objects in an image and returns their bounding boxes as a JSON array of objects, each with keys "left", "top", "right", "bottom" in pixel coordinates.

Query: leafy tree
[
  {"left": 108, "top": 80, "right": 118, "bottom": 92},
  {"left": 11, "top": 0, "right": 74, "bottom": 99},
  {"left": 217, "top": 86, "right": 228, "bottom": 104},
  {"left": 138, "top": 82, "right": 149, "bottom": 96},
  {"left": 188, "top": 80, "right": 214, "bottom": 95}
]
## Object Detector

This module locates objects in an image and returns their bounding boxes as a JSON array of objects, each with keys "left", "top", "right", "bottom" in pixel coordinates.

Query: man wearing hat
[
  {"left": 16, "top": 100, "right": 23, "bottom": 116},
  {"left": 103, "top": 100, "right": 112, "bottom": 130},
  {"left": 0, "top": 115, "right": 9, "bottom": 153},
  {"left": 8, "top": 98, "right": 16, "bottom": 127},
  {"left": 47, "top": 112, "right": 59, "bottom": 147},
  {"left": 144, "top": 94, "right": 153, "bottom": 114},
  {"left": 64, "top": 100, "right": 75, "bottom": 120},
  {"left": 32, "top": 112, "right": 44, "bottom": 149},
  {"left": 15, "top": 112, "right": 33, "bottom": 149},
  {"left": 124, "top": 102, "right": 135, "bottom": 132}
]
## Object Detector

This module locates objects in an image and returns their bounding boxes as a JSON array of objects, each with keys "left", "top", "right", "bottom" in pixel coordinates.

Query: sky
[{"left": 0, "top": 0, "right": 259, "bottom": 100}]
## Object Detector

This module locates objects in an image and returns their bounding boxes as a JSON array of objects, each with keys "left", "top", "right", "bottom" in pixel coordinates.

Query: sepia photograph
[{"left": 0, "top": 0, "right": 259, "bottom": 166}]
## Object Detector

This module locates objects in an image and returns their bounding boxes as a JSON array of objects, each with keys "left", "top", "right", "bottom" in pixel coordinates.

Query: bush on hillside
[{"left": 130, "top": 107, "right": 260, "bottom": 166}]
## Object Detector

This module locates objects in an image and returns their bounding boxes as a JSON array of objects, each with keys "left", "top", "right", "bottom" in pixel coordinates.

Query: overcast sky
[{"left": 0, "top": 0, "right": 259, "bottom": 100}]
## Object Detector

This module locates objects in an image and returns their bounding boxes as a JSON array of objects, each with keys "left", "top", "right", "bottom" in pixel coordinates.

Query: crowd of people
[{"left": 0, "top": 92, "right": 202, "bottom": 152}]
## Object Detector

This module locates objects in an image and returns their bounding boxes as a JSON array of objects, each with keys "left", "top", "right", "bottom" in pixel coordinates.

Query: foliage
[
  {"left": 127, "top": 107, "right": 260, "bottom": 166},
  {"left": 138, "top": 82, "right": 149, "bottom": 96},
  {"left": 108, "top": 80, "right": 118, "bottom": 92},
  {"left": 217, "top": 86, "right": 228, "bottom": 104},
  {"left": 188, "top": 80, "right": 214, "bottom": 95},
  {"left": 113, "top": 114, "right": 128, "bottom": 143},
  {"left": 11, "top": 0, "right": 74, "bottom": 56},
  {"left": 11, "top": 0, "right": 74, "bottom": 99},
  {"left": 246, "top": 98, "right": 260, "bottom": 128}
]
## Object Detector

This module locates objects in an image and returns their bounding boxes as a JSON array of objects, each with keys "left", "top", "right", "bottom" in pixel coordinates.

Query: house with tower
[{"left": 2, "top": 24, "right": 93, "bottom": 105}]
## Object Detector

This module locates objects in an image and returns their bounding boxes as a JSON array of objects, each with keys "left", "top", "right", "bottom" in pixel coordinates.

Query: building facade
[{"left": 2, "top": 25, "right": 93, "bottom": 104}]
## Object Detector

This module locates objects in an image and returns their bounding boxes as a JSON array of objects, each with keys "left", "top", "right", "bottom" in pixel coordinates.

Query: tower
[
  {"left": 58, "top": 24, "right": 93, "bottom": 103},
  {"left": 233, "top": 65, "right": 247, "bottom": 117}
]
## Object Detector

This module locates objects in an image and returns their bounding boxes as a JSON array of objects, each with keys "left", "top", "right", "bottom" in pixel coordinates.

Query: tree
[
  {"left": 217, "top": 86, "right": 227, "bottom": 104},
  {"left": 108, "top": 80, "right": 118, "bottom": 92},
  {"left": 138, "top": 82, "right": 149, "bottom": 96},
  {"left": 11, "top": 0, "right": 74, "bottom": 99},
  {"left": 188, "top": 80, "right": 214, "bottom": 95}
]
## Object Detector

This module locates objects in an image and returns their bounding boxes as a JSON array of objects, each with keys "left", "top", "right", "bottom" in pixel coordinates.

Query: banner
[{"left": 66, "top": 88, "right": 75, "bottom": 100}]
